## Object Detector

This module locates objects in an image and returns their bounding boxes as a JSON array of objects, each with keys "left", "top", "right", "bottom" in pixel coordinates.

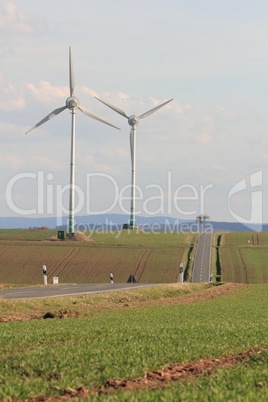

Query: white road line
[{"left": 2, "top": 284, "right": 161, "bottom": 300}]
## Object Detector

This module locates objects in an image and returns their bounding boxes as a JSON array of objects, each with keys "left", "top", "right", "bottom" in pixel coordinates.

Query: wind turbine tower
[
  {"left": 95, "top": 96, "right": 173, "bottom": 229},
  {"left": 26, "top": 47, "right": 120, "bottom": 234}
]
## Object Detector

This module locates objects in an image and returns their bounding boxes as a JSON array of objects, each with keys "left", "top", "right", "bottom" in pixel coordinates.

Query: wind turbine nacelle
[
  {"left": 66, "top": 96, "right": 80, "bottom": 109},
  {"left": 128, "top": 115, "right": 139, "bottom": 127}
]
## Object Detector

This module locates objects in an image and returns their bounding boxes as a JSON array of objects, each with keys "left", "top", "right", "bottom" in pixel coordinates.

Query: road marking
[{"left": 0, "top": 284, "right": 163, "bottom": 300}]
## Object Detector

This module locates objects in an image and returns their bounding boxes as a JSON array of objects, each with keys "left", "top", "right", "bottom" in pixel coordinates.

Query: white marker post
[
  {"left": 43, "top": 265, "right": 47, "bottom": 285},
  {"left": 53, "top": 277, "right": 59, "bottom": 285},
  {"left": 110, "top": 273, "right": 114, "bottom": 284},
  {"left": 180, "top": 263, "right": 183, "bottom": 284}
]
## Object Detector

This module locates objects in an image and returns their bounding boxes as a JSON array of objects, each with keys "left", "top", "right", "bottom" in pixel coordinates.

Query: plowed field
[
  {"left": 0, "top": 242, "right": 187, "bottom": 285},
  {"left": 217, "top": 232, "right": 268, "bottom": 284}
]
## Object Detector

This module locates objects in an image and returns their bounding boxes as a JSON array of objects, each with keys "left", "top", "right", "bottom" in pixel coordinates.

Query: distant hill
[{"left": 0, "top": 214, "right": 264, "bottom": 232}]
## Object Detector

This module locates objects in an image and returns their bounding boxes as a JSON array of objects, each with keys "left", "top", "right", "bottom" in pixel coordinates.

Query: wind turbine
[
  {"left": 26, "top": 47, "right": 120, "bottom": 235},
  {"left": 95, "top": 96, "right": 173, "bottom": 229}
]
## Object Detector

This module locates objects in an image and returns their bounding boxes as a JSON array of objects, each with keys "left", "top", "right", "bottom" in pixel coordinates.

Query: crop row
[
  {"left": 220, "top": 247, "right": 268, "bottom": 284},
  {"left": 221, "top": 231, "right": 268, "bottom": 247},
  {"left": 0, "top": 242, "right": 186, "bottom": 285}
]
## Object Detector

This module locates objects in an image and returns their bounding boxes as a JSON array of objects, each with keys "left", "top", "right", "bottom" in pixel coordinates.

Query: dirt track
[{"left": 29, "top": 346, "right": 267, "bottom": 400}]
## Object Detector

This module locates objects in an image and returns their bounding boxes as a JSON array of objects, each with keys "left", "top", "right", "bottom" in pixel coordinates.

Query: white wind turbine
[
  {"left": 26, "top": 47, "right": 120, "bottom": 235},
  {"left": 95, "top": 96, "right": 173, "bottom": 229}
]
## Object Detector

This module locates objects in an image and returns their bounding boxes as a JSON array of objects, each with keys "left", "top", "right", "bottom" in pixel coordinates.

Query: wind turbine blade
[
  {"left": 25, "top": 106, "right": 67, "bottom": 134},
  {"left": 139, "top": 99, "right": 173, "bottom": 119},
  {"left": 78, "top": 106, "right": 121, "bottom": 130},
  {"left": 69, "top": 46, "right": 75, "bottom": 96},
  {"left": 130, "top": 127, "right": 134, "bottom": 168},
  {"left": 94, "top": 96, "right": 129, "bottom": 119}
]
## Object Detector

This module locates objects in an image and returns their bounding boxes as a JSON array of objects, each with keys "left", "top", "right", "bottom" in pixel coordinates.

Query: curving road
[
  {"left": 0, "top": 283, "right": 162, "bottom": 300},
  {"left": 192, "top": 232, "right": 212, "bottom": 283}
]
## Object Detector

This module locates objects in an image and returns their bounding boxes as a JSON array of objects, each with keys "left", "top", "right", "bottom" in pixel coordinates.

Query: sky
[{"left": 0, "top": 0, "right": 267, "bottom": 227}]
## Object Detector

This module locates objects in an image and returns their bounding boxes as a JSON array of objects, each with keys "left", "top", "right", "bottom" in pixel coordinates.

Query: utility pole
[{"left": 196, "top": 214, "right": 210, "bottom": 233}]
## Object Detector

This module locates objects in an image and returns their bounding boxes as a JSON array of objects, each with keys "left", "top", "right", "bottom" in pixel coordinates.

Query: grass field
[
  {"left": 0, "top": 283, "right": 267, "bottom": 400},
  {"left": 0, "top": 228, "right": 197, "bottom": 246},
  {"left": 0, "top": 228, "right": 57, "bottom": 241},
  {"left": 88, "top": 230, "right": 197, "bottom": 246},
  {"left": 215, "top": 232, "right": 268, "bottom": 284}
]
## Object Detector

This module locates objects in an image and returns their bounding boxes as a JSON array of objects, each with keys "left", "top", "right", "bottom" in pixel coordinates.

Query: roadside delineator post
[
  {"left": 110, "top": 273, "right": 114, "bottom": 284},
  {"left": 180, "top": 263, "right": 183, "bottom": 284},
  {"left": 43, "top": 265, "right": 47, "bottom": 286}
]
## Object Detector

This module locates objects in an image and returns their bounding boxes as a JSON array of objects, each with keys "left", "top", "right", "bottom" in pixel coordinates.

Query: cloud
[
  {"left": 216, "top": 105, "right": 235, "bottom": 119},
  {"left": 213, "top": 164, "right": 227, "bottom": 171},
  {"left": 0, "top": 82, "right": 25, "bottom": 110},
  {"left": 198, "top": 133, "right": 213, "bottom": 144},
  {"left": 0, "top": 154, "right": 65, "bottom": 171},
  {"left": 0, "top": 1, "right": 46, "bottom": 38},
  {"left": 25, "top": 81, "right": 68, "bottom": 104},
  {"left": 118, "top": 92, "right": 130, "bottom": 101},
  {"left": 0, "top": 154, "right": 25, "bottom": 169},
  {"left": 81, "top": 86, "right": 98, "bottom": 98}
]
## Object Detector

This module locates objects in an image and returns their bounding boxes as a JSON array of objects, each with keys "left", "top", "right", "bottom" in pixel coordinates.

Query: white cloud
[
  {"left": 81, "top": 86, "right": 98, "bottom": 98},
  {"left": 118, "top": 92, "right": 130, "bottom": 101},
  {"left": 25, "top": 81, "right": 68, "bottom": 104},
  {"left": 0, "top": 154, "right": 65, "bottom": 171},
  {"left": 198, "top": 133, "right": 213, "bottom": 144},
  {"left": 213, "top": 164, "right": 227, "bottom": 171},
  {"left": 216, "top": 105, "right": 235, "bottom": 119},
  {"left": 0, "top": 154, "right": 24, "bottom": 169},
  {"left": 0, "top": 1, "right": 46, "bottom": 38},
  {"left": 0, "top": 82, "right": 25, "bottom": 110}
]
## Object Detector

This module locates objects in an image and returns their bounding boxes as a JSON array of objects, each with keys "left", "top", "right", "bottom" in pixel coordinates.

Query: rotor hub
[
  {"left": 66, "top": 96, "right": 80, "bottom": 110},
  {"left": 128, "top": 115, "right": 139, "bottom": 127}
]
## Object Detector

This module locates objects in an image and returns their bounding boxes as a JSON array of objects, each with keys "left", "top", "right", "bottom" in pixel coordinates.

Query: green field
[
  {"left": 0, "top": 284, "right": 267, "bottom": 400},
  {"left": 0, "top": 228, "right": 57, "bottom": 241},
  {"left": 0, "top": 228, "right": 196, "bottom": 245},
  {"left": 0, "top": 230, "right": 196, "bottom": 285},
  {"left": 215, "top": 232, "right": 268, "bottom": 284},
  {"left": 88, "top": 229, "right": 196, "bottom": 246},
  {"left": 0, "top": 230, "right": 268, "bottom": 400}
]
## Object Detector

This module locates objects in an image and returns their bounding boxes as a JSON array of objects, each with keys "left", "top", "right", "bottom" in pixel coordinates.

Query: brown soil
[{"left": 29, "top": 346, "right": 267, "bottom": 400}]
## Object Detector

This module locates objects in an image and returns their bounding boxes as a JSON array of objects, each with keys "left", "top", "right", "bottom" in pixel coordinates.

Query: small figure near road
[{"left": 110, "top": 273, "right": 114, "bottom": 284}]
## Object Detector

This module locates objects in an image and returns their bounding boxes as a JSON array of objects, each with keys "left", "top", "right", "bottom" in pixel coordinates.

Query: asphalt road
[
  {"left": 192, "top": 232, "right": 212, "bottom": 283},
  {"left": 0, "top": 283, "right": 161, "bottom": 300}
]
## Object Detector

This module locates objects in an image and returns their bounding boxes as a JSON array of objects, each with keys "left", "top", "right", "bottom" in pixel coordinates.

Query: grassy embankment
[{"left": 0, "top": 283, "right": 267, "bottom": 400}]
